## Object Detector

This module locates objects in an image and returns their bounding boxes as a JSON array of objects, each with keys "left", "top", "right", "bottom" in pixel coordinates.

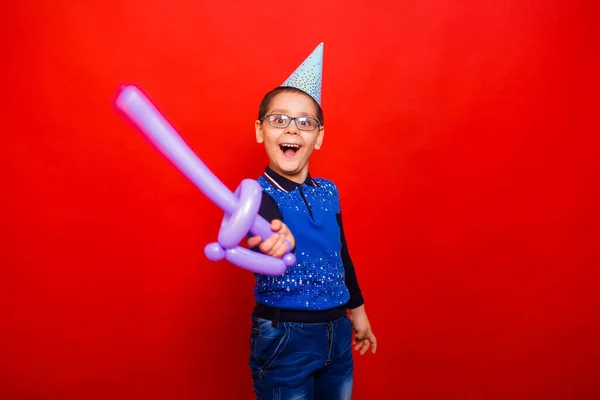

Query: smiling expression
[{"left": 255, "top": 91, "right": 324, "bottom": 183}]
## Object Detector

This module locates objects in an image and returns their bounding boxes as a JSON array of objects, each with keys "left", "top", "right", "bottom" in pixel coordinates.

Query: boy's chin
[{"left": 275, "top": 161, "right": 304, "bottom": 176}]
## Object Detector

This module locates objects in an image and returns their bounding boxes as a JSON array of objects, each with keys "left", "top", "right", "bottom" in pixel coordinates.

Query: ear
[
  {"left": 255, "top": 120, "right": 264, "bottom": 143},
  {"left": 314, "top": 125, "right": 325, "bottom": 150}
]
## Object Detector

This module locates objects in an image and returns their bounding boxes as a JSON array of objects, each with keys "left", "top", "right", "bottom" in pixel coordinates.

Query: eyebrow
[{"left": 269, "top": 109, "right": 317, "bottom": 119}]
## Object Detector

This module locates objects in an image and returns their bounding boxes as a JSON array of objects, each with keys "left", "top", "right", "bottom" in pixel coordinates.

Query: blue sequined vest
[{"left": 254, "top": 176, "right": 350, "bottom": 310}]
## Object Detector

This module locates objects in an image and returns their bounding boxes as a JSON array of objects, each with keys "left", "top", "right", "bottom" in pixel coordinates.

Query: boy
[{"left": 247, "top": 43, "right": 376, "bottom": 400}]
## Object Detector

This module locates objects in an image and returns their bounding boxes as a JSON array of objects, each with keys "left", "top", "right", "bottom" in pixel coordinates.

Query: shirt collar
[{"left": 263, "top": 167, "right": 319, "bottom": 193}]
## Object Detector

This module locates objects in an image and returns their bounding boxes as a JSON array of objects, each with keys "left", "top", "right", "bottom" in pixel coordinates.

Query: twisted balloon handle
[{"left": 114, "top": 85, "right": 296, "bottom": 276}]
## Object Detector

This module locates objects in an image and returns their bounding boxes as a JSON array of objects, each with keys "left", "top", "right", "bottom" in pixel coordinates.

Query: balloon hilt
[{"left": 203, "top": 178, "right": 296, "bottom": 275}]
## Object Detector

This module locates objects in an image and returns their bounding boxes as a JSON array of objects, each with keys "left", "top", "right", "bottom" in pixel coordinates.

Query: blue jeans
[{"left": 249, "top": 314, "right": 354, "bottom": 400}]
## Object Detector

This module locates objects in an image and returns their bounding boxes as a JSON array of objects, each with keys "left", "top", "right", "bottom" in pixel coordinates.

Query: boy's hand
[
  {"left": 349, "top": 305, "right": 377, "bottom": 355},
  {"left": 247, "top": 219, "right": 295, "bottom": 259}
]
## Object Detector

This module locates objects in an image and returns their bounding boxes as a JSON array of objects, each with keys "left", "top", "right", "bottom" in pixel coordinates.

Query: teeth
[{"left": 281, "top": 143, "right": 300, "bottom": 148}]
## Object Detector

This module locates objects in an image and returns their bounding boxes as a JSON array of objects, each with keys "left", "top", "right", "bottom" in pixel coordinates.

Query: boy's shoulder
[
  {"left": 312, "top": 177, "right": 340, "bottom": 197},
  {"left": 313, "top": 177, "right": 337, "bottom": 190}
]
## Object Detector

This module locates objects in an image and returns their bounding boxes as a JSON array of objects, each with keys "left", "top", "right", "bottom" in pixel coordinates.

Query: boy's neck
[{"left": 268, "top": 164, "right": 308, "bottom": 185}]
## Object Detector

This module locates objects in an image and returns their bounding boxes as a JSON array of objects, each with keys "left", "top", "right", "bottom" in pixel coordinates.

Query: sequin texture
[{"left": 253, "top": 177, "right": 350, "bottom": 310}]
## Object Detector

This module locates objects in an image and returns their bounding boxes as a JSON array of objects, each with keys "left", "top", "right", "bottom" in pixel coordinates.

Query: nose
[{"left": 285, "top": 119, "right": 300, "bottom": 135}]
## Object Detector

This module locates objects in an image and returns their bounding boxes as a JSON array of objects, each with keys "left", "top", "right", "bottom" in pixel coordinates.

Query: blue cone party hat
[{"left": 281, "top": 42, "right": 324, "bottom": 105}]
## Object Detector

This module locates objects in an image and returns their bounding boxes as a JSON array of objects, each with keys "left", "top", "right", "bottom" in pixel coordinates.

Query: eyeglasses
[{"left": 261, "top": 114, "right": 321, "bottom": 132}]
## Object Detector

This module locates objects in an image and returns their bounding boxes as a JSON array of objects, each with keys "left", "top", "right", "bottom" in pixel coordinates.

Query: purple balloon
[
  {"left": 114, "top": 84, "right": 295, "bottom": 276},
  {"left": 217, "top": 179, "right": 261, "bottom": 250}
]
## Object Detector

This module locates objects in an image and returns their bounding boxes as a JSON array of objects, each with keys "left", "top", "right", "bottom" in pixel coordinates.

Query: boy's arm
[
  {"left": 248, "top": 192, "right": 285, "bottom": 252},
  {"left": 338, "top": 211, "right": 377, "bottom": 355},
  {"left": 258, "top": 191, "right": 283, "bottom": 223},
  {"left": 336, "top": 212, "right": 364, "bottom": 309}
]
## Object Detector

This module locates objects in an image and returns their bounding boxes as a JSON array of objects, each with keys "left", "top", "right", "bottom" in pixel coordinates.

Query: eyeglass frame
[{"left": 260, "top": 113, "right": 322, "bottom": 132}]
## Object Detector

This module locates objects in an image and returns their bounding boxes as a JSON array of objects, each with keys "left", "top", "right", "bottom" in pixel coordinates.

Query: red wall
[{"left": 2, "top": 0, "right": 599, "bottom": 398}]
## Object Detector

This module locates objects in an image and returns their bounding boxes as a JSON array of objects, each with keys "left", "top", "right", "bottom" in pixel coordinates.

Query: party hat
[{"left": 281, "top": 42, "right": 323, "bottom": 105}]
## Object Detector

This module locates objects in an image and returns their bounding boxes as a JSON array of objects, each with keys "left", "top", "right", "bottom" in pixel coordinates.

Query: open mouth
[{"left": 279, "top": 143, "right": 301, "bottom": 158}]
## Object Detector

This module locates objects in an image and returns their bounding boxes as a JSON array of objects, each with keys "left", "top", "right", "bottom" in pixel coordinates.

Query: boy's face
[{"left": 255, "top": 92, "right": 324, "bottom": 183}]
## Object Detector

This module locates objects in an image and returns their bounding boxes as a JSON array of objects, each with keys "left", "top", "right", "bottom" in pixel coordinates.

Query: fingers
[
  {"left": 354, "top": 330, "right": 377, "bottom": 355},
  {"left": 370, "top": 336, "right": 378, "bottom": 354},
  {"left": 268, "top": 234, "right": 287, "bottom": 258},
  {"left": 266, "top": 220, "right": 294, "bottom": 255},
  {"left": 354, "top": 338, "right": 371, "bottom": 355},
  {"left": 259, "top": 233, "right": 287, "bottom": 257},
  {"left": 270, "top": 219, "right": 283, "bottom": 233},
  {"left": 354, "top": 337, "right": 368, "bottom": 354},
  {"left": 258, "top": 233, "right": 279, "bottom": 255},
  {"left": 247, "top": 235, "right": 262, "bottom": 249},
  {"left": 250, "top": 220, "right": 295, "bottom": 258},
  {"left": 271, "top": 220, "right": 294, "bottom": 249},
  {"left": 354, "top": 330, "right": 369, "bottom": 354}
]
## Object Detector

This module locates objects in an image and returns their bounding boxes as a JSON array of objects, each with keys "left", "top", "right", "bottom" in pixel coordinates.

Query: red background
[{"left": 2, "top": 0, "right": 599, "bottom": 398}]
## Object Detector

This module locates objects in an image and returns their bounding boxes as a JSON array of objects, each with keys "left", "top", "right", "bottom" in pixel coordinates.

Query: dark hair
[{"left": 258, "top": 86, "right": 324, "bottom": 126}]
